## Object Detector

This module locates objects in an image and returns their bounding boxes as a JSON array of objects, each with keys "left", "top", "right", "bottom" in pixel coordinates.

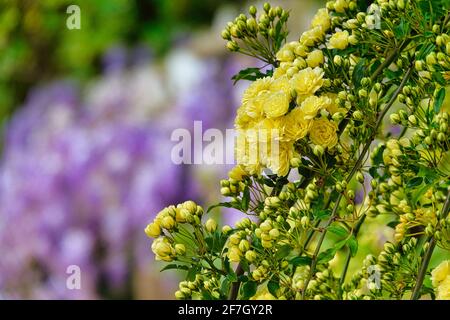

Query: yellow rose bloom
[
  {"left": 432, "top": 260, "right": 450, "bottom": 287},
  {"left": 300, "top": 95, "right": 330, "bottom": 120},
  {"left": 268, "top": 141, "right": 294, "bottom": 177},
  {"left": 228, "top": 165, "right": 248, "bottom": 181},
  {"left": 242, "top": 77, "right": 273, "bottom": 104},
  {"left": 306, "top": 50, "right": 325, "bottom": 68},
  {"left": 270, "top": 76, "right": 291, "bottom": 95},
  {"left": 262, "top": 90, "right": 290, "bottom": 118},
  {"left": 235, "top": 105, "right": 254, "bottom": 129},
  {"left": 282, "top": 107, "right": 313, "bottom": 141},
  {"left": 290, "top": 67, "right": 324, "bottom": 100},
  {"left": 300, "top": 26, "right": 325, "bottom": 47},
  {"left": 311, "top": 8, "right": 331, "bottom": 32},
  {"left": 328, "top": 30, "right": 350, "bottom": 50},
  {"left": 309, "top": 118, "right": 338, "bottom": 148},
  {"left": 436, "top": 276, "right": 450, "bottom": 300}
]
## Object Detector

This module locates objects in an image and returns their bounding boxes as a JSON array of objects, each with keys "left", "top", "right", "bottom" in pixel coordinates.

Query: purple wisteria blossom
[{"left": 0, "top": 44, "right": 252, "bottom": 298}]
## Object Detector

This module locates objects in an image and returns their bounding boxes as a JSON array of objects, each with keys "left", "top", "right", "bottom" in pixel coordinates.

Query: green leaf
[
  {"left": 347, "top": 236, "right": 359, "bottom": 257},
  {"left": 186, "top": 266, "right": 198, "bottom": 281},
  {"left": 241, "top": 281, "right": 258, "bottom": 300},
  {"left": 227, "top": 272, "right": 238, "bottom": 283},
  {"left": 393, "top": 18, "right": 410, "bottom": 38},
  {"left": 289, "top": 256, "right": 312, "bottom": 266},
  {"left": 160, "top": 264, "right": 189, "bottom": 272},
  {"left": 207, "top": 202, "right": 234, "bottom": 213},
  {"left": 317, "top": 248, "right": 336, "bottom": 264},
  {"left": 437, "top": 150, "right": 450, "bottom": 176},
  {"left": 411, "top": 184, "right": 431, "bottom": 205},
  {"left": 432, "top": 72, "right": 446, "bottom": 86},
  {"left": 314, "top": 209, "right": 331, "bottom": 220},
  {"left": 387, "top": 220, "right": 400, "bottom": 229},
  {"left": 240, "top": 259, "right": 250, "bottom": 273},
  {"left": 407, "top": 176, "right": 423, "bottom": 188},
  {"left": 434, "top": 87, "right": 445, "bottom": 113},
  {"left": 328, "top": 225, "right": 349, "bottom": 238},
  {"left": 221, "top": 278, "right": 231, "bottom": 295},
  {"left": 267, "top": 280, "right": 280, "bottom": 297},
  {"left": 231, "top": 67, "right": 271, "bottom": 84},
  {"left": 334, "top": 239, "right": 348, "bottom": 251},
  {"left": 275, "top": 244, "right": 292, "bottom": 259}
]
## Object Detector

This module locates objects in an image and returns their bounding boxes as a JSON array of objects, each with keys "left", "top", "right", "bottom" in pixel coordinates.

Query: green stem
[{"left": 228, "top": 263, "right": 244, "bottom": 300}]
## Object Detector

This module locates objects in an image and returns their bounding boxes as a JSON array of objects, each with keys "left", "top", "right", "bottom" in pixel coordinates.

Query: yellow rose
[
  {"left": 145, "top": 222, "right": 161, "bottom": 238},
  {"left": 300, "top": 95, "right": 330, "bottom": 120},
  {"left": 290, "top": 67, "right": 324, "bottom": 100},
  {"left": 242, "top": 77, "right": 273, "bottom": 104},
  {"left": 261, "top": 90, "right": 290, "bottom": 118},
  {"left": 309, "top": 118, "right": 338, "bottom": 148},
  {"left": 334, "top": 0, "right": 348, "bottom": 13},
  {"left": 300, "top": 26, "right": 325, "bottom": 47},
  {"left": 270, "top": 76, "right": 291, "bottom": 94},
  {"left": 228, "top": 165, "right": 248, "bottom": 181},
  {"left": 273, "top": 67, "right": 287, "bottom": 79},
  {"left": 267, "top": 141, "right": 294, "bottom": 177},
  {"left": 235, "top": 105, "right": 254, "bottom": 129},
  {"left": 282, "top": 107, "right": 312, "bottom": 141},
  {"left": 432, "top": 260, "right": 450, "bottom": 287},
  {"left": 306, "top": 50, "right": 324, "bottom": 68},
  {"left": 436, "top": 276, "right": 450, "bottom": 300},
  {"left": 328, "top": 30, "right": 350, "bottom": 50},
  {"left": 311, "top": 8, "right": 331, "bottom": 32}
]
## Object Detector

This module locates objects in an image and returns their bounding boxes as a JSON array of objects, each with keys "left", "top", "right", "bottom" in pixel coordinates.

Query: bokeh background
[{"left": 2, "top": 0, "right": 446, "bottom": 300}]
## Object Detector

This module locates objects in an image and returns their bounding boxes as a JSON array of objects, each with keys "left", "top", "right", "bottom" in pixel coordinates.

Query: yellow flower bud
[
  {"left": 161, "top": 216, "right": 176, "bottom": 230},
  {"left": 205, "top": 218, "right": 218, "bottom": 233},
  {"left": 228, "top": 247, "right": 242, "bottom": 262},
  {"left": 145, "top": 222, "right": 161, "bottom": 238},
  {"left": 175, "top": 243, "right": 186, "bottom": 255},
  {"left": 239, "top": 239, "right": 250, "bottom": 252},
  {"left": 245, "top": 250, "right": 257, "bottom": 262}
]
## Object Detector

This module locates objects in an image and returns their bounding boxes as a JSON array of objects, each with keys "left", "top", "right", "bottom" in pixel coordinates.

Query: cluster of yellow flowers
[
  {"left": 145, "top": 201, "right": 203, "bottom": 261},
  {"left": 234, "top": 6, "right": 350, "bottom": 177},
  {"left": 431, "top": 260, "right": 450, "bottom": 300}
]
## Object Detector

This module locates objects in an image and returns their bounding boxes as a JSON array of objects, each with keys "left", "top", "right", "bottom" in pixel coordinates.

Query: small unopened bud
[
  {"left": 175, "top": 243, "right": 186, "bottom": 255},
  {"left": 390, "top": 113, "right": 401, "bottom": 124},
  {"left": 313, "top": 145, "right": 324, "bottom": 156},
  {"left": 205, "top": 218, "right": 218, "bottom": 233}
]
